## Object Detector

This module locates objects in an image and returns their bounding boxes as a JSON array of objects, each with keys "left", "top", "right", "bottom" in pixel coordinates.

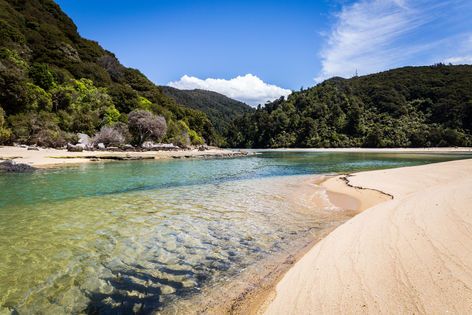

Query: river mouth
[{"left": 1, "top": 152, "right": 471, "bottom": 314}]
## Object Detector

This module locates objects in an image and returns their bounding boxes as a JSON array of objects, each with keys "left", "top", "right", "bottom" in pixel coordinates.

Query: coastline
[
  {"left": 1, "top": 146, "right": 471, "bottom": 171},
  {"left": 0, "top": 146, "right": 249, "bottom": 169},
  {"left": 261, "top": 158, "right": 472, "bottom": 314}
]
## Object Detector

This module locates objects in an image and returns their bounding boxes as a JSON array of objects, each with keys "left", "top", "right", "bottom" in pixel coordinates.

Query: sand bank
[
  {"left": 0, "top": 146, "right": 247, "bottom": 169},
  {"left": 264, "top": 158, "right": 472, "bottom": 314}
]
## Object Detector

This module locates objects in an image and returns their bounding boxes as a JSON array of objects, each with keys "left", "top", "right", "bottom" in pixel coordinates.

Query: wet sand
[{"left": 263, "top": 158, "right": 472, "bottom": 314}]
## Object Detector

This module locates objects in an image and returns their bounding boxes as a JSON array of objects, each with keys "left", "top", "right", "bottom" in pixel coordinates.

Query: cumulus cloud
[
  {"left": 444, "top": 35, "right": 472, "bottom": 65},
  {"left": 168, "top": 74, "right": 291, "bottom": 107},
  {"left": 444, "top": 55, "right": 472, "bottom": 65},
  {"left": 316, "top": 0, "right": 472, "bottom": 82}
]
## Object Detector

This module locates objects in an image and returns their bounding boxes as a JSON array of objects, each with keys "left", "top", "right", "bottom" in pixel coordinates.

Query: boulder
[
  {"left": 0, "top": 160, "right": 35, "bottom": 172},
  {"left": 67, "top": 143, "right": 84, "bottom": 152},
  {"left": 97, "top": 143, "right": 106, "bottom": 150},
  {"left": 141, "top": 141, "right": 155, "bottom": 149},
  {"left": 77, "top": 133, "right": 91, "bottom": 147}
]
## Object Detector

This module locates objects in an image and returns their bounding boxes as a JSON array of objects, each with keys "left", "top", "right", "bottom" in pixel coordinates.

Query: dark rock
[
  {"left": 0, "top": 160, "right": 35, "bottom": 172},
  {"left": 27, "top": 147, "right": 39, "bottom": 151},
  {"left": 67, "top": 144, "right": 84, "bottom": 152}
]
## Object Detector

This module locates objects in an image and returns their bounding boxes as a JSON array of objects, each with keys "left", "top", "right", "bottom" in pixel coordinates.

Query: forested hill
[
  {"left": 226, "top": 65, "right": 472, "bottom": 148},
  {"left": 0, "top": 0, "right": 219, "bottom": 146},
  {"left": 161, "top": 86, "right": 253, "bottom": 133}
]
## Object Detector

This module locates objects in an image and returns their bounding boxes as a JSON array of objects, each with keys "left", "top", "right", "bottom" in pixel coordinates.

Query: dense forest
[
  {"left": 226, "top": 65, "right": 472, "bottom": 148},
  {"left": 161, "top": 86, "right": 253, "bottom": 134},
  {"left": 0, "top": 0, "right": 225, "bottom": 147},
  {"left": 1, "top": 0, "right": 471, "bottom": 149}
]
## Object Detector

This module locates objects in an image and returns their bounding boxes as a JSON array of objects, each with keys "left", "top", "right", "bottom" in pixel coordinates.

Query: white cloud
[
  {"left": 316, "top": 0, "right": 472, "bottom": 82},
  {"left": 168, "top": 74, "right": 291, "bottom": 107},
  {"left": 444, "top": 35, "right": 472, "bottom": 65},
  {"left": 444, "top": 55, "right": 472, "bottom": 65}
]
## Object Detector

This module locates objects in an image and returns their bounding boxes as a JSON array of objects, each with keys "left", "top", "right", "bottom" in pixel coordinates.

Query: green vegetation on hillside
[
  {"left": 0, "top": 0, "right": 218, "bottom": 147},
  {"left": 161, "top": 86, "right": 253, "bottom": 134},
  {"left": 226, "top": 65, "right": 472, "bottom": 148}
]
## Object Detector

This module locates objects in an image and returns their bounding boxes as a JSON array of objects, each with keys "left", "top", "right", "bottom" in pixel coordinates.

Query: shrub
[
  {"left": 102, "top": 105, "right": 121, "bottom": 126},
  {"left": 8, "top": 111, "right": 74, "bottom": 147},
  {"left": 29, "top": 63, "right": 55, "bottom": 91},
  {"left": 128, "top": 109, "right": 167, "bottom": 145},
  {"left": 92, "top": 125, "right": 125, "bottom": 147},
  {"left": 0, "top": 107, "right": 11, "bottom": 144}
]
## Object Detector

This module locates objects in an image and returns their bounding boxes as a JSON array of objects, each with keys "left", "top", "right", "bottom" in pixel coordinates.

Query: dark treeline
[
  {"left": 1, "top": 0, "right": 472, "bottom": 149},
  {"left": 226, "top": 65, "right": 472, "bottom": 148},
  {"left": 161, "top": 86, "right": 253, "bottom": 135}
]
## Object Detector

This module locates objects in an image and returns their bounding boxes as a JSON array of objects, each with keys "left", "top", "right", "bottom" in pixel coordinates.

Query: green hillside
[
  {"left": 226, "top": 65, "right": 472, "bottom": 148},
  {"left": 161, "top": 86, "right": 253, "bottom": 133},
  {"left": 0, "top": 0, "right": 218, "bottom": 146}
]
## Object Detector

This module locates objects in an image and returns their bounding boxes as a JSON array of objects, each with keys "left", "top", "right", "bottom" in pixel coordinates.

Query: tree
[
  {"left": 0, "top": 107, "right": 11, "bottom": 143},
  {"left": 128, "top": 109, "right": 167, "bottom": 145},
  {"left": 29, "top": 63, "right": 55, "bottom": 91}
]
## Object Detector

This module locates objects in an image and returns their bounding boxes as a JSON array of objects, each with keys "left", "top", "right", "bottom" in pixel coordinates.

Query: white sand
[
  {"left": 0, "top": 146, "right": 245, "bottom": 168},
  {"left": 264, "top": 158, "right": 472, "bottom": 314}
]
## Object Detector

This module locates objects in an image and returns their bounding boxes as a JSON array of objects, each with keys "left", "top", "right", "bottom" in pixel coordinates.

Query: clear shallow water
[{"left": 0, "top": 152, "right": 470, "bottom": 314}]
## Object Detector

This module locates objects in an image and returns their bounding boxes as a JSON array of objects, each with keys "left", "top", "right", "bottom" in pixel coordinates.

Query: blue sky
[{"left": 55, "top": 0, "right": 472, "bottom": 106}]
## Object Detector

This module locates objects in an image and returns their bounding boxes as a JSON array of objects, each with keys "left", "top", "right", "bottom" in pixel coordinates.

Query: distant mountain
[
  {"left": 161, "top": 86, "right": 253, "bottom": 133},
  {"left": 226, "top": 64, "right": 472, "bottom": 148},
  {"left": 0, "top": 0, "right": 218, "bottom": 146}
]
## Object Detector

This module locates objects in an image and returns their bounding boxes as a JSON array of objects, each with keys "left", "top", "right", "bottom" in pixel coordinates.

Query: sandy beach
[
  {"left": 0, "top": 146, "right": 247, "bottom": 169},
  {"left": 263, "top": 158, "right": 472, "bottom": 314}
]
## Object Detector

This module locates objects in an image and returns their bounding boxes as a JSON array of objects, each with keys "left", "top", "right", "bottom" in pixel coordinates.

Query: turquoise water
[
  {"left": 1, "top": 151, "right": 470, "bottom": 209},
  {"left": 0, "top": 151, "right": 470, "bottom": 314}
]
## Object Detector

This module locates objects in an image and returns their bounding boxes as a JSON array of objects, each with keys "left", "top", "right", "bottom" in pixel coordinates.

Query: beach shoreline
[
  {"left": 1, "top": 146, "right": 471, "bottom": 170},
  {"left": 0, "top": 146, "right": 249, "bottom": 170},
  {"left": 260, "top": 158, "right": 472, "bottom": 314}
]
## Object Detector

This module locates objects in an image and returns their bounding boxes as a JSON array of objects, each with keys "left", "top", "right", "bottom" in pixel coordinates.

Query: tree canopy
[
  {"left": 0, "top": 0, "right": 219, "bottom": 146},
  {"left": 226, "top": 64, "right": 472, "bottom": 148}
]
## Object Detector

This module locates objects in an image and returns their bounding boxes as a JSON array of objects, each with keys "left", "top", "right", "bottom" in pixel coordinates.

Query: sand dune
[{"left": 264, "top": 159, "right": 472, "bottom": 314}]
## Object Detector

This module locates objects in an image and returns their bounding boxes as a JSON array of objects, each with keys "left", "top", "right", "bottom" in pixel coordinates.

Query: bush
[
  {"left": 0, "top": 107, "right": 11, "bottom": 144},
  {"left": 29, "top": 63, "right": 55, "bottom": 91},
  {"left": 92, "top": 125, "right": 125, "bottom": 147},
  {"left": 8, "top": 111, "right": 75, "bottom": 147},
  {"left": 171, "top": 130, "right": 191, "bottom": 147},
  {"left": 128, "top": 109, "right": 167, "bottom": 145}
]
